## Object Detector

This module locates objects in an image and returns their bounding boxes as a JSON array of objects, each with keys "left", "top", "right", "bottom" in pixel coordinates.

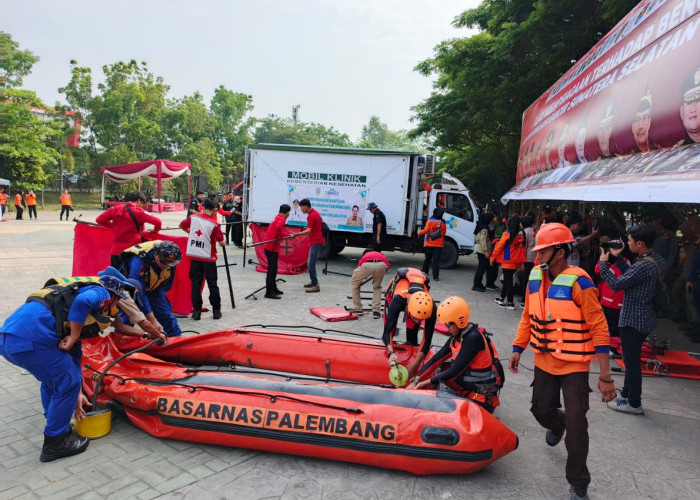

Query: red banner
[
  {"left": 72, "top": 224, "right": 194, "bottom": 314},
  {"left": 249, "top": 223, "right": 310, "bottom": 275},
  {"left": 516, "top": 0, "right": 700, "bottom": 183}
]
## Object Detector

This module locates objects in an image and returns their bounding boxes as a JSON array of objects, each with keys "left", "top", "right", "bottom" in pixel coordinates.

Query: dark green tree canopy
[{"left": 411, "top": 0, "right": 638, "bottom": 205}]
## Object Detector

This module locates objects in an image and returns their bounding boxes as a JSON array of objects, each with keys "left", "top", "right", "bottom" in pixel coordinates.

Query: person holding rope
[
  {"left": 0, "top": 273, "right": 149, "bottom": 462},
  {"left": 263, "top": 204, "right": 291, "bottom": 299},
  {"left": 180, "top": 198, "right": 226, "bottom": 320},
  {"left": 96, "top": 191, "right": 162, "bottom": 268}
]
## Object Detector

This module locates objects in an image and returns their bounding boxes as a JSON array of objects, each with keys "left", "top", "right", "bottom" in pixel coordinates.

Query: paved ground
[{"left": 0, "top": 210, "right": 698, "bottom": 500}]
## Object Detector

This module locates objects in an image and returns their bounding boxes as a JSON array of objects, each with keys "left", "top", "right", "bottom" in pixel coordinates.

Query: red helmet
[{"left": 532, "top": 223, "right": 575, "bottom": 251}]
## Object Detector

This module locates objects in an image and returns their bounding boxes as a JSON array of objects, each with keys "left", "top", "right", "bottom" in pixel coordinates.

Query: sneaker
[
  {"left": 191, "top": 310, "right": 201, "bottom": 321},
  {"left": 570, "top": 485, "right": 589, "bottom": 500},
  {"left": 494, "top": 296, "right": 505, "bottom": 305},
  {"left": 471, "top": 285, "right": 486, "bottom": 292},
  {"left": 433, "top": 277, "right": 439, "bottom": 281},
  {"left": 213, "top": 309, "right": 222, "bottom": 320},
  {"left": 485, "top": 285, "right": 499, "bottom": 291},
  {"left": 373, "top": 311, "right": 381, "bottom": 319},
  {"left": 546, "top": 428, "right": 565, "bottom": 447},
  {"left": 499, "top": 302, "right": 515, "bottom": 310},
  {"left": 350, "top": 308, "right": 364, "bottom": 314},
  {"left": 607, "top": 399, "right": 644, "bottom": 415},
  {"left": 303, "top": 282, "right": 315, "bottom": 288},
  {"left": 305, "top": 285, "right": 320, "bottom": 293},
  {"left": 609, "top": 393, "right": 626, "bottom": 405}
]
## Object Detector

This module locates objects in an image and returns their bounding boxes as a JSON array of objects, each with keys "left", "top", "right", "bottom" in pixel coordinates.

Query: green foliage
[
  {"left": 0, "top": 89, "right": 62, "bottom": 187},
  {"left": 254, "top": 117, "right": 351, "bottom": 147},
  {"left": 359, "top": 116, "right": 418, "bottom": 150},
  {"left": 210, "top": 86, "right": 255, "bottom": 184},
  {"left": 1, "top": 34, "right": 39, "bottom": 88},
  {"left": 411, "top": 0, "right": 639, "bottom": 205}
]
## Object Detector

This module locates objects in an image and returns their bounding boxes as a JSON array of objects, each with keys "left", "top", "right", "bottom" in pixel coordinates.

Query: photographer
[
  {"left": 594, "top": 237, "right": 628, "bottom": 337},
  {"left": 598, "top": 224, "right": 664, "bottom": 416}
]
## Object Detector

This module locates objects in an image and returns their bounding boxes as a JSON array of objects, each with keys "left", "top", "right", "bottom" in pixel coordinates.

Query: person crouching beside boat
[
  {"left": 0, "top": 274, "right": 137, "bottom": 462},
  {"left": 383, "top": 267, "right": 436, "bottom": 378},
  {"left": 407, "top": 296, "right": 504, "bottom": 413},
  {"left": 119, "top": 240, "right": 183, "bottom": 336}
]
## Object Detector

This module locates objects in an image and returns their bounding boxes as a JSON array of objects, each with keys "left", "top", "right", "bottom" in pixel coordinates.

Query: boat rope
[
  {"left": 239, "top": 324, "right": 379, "bottom": 341},
  {"left": 83, "top": 365, "right": 365, "bottom": 414}
]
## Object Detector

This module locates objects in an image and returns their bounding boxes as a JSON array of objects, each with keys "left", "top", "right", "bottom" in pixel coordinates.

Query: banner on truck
[
  {"left": 507, "top": 0, "right": 700, "bottom": 202},
  {"left": 286, "top": 171, "right": 368, "bottom": 231}
]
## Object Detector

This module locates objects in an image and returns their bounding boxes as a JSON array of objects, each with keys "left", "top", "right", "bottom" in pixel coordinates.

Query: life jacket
[
  {"left": 26, "top": 277, "right": 119, "bottom": 339},
  {"left": 384, "top": 267, "right": 430, "bottom": 308},
  {"left": 119, "top": 240, "right": 172, "bottom": 292},
  {"left": 527, "top": 266, "right": 596, "bottom": 362},
  {"left": 448, "top": 326, "right": 504, "bottom": 390},
  {"left": 186, "top": 214, "right": 217, "bottom": 261}
]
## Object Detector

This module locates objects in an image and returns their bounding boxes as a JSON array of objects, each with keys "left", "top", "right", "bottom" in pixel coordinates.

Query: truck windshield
[{"left": 443, "top": 193, "right": 473, "bottom": 222}]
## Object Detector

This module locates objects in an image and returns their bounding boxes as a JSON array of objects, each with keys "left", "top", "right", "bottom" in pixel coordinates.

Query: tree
[
  {"left": 411, "top": 0, "right": 639, "bottom": 205},
  {"left": 0, "top": 89, "right": 62, "bottom": 187},
  {"left": 210, "top": 86, "right": 255, "bottom": 185},
  {"left": 359, "top": 116, "right": 417, "bottom": 150},
  {"left": 254, "top": 117, "right": 351, "bottom": 147},
  {"left": 1, "top": 34, "right": 39, "bottom": 88}
]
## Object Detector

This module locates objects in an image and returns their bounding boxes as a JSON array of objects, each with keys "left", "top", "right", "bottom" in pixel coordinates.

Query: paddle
[{"left": 389, "top": 361, "right": 409, "bottom": 387}]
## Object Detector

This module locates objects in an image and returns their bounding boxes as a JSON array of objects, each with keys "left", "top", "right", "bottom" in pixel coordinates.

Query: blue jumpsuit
[
  {"left": 0, "top": 286, "right": 110, "bottom": 437},
  {"left": 127, "top": 252, "right": 181, "bottom": 336}
]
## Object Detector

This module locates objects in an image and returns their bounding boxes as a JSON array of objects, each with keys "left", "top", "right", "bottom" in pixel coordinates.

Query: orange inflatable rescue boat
[{"left": 81, "top": 327, "right": 518, "bottom": 475}]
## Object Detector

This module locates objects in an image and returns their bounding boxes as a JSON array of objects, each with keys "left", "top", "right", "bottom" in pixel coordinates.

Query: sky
[{"left": 5, "top": 0, "right": 480, "bottom": 141}]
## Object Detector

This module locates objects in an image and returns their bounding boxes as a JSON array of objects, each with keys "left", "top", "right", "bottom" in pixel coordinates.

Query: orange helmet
[
  {"left": 532, "top": 222, "right": 575, "bottom": 251},
  {"left": 437, "top": 296, "right": 471, "bottom": 329},
  {"left": 407, "top": 291, "right": 433, "bottom": 320}
]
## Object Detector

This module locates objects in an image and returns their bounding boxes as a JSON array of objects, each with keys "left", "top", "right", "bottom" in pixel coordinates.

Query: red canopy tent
[{"left": 100, "top": 160, "right": 192, "bottom": 213}]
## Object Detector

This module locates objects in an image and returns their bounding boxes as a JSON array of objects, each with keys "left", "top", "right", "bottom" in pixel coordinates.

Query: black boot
[
  {"left": 212, "top": 309, "right": 222, "bottom": 320},
  {"left": 40, "top": 428, "right": 89, "bottom": 463},
  {"left": 191, "top": 309, "right": 201, "bottom": 320}
]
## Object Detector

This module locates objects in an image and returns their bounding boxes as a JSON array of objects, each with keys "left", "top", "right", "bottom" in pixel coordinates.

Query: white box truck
[{"left": 243, "top": 144, "right": 478, "bottom": 268}]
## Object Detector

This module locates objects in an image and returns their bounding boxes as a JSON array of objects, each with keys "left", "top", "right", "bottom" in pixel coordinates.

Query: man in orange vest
[
  {"left": 26, "top": 189, "right": 38, "bottom": 220},
  {"left": 508, "top": 223, "right": 616, "bottom": 500},
  {"left": 59, "top": 189, "right": 72, "bottom": 221},
  {"left": 418, "top": 207, "right": 447, "bottom": 281}
]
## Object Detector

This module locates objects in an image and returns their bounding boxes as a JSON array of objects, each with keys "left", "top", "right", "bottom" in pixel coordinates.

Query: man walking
[
  {"left": 509, "top": 223, "right": 616, "bottom": 500},
  {"left": 598, "top": 224, "right": 664, "bottom": 415},
  {"left": 295, "top": 198, "right": 325, "bottom": 293},
  {"left": 350, "top": 249, "right": 390, "bottom": 318},
  {"left": 264, "top": 204, "right": 291, "bottom": 299},
  {"left": 368, "top": 202, "right": 387, "bottom": 251}
]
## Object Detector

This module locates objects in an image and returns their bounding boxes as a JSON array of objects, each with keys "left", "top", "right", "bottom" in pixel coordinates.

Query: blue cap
[
  {"left": 98, "top": 267, "right": 134, "bottom": 299},
  {"left": 367, "top": 202, "right": 378, "bottom": 209}
]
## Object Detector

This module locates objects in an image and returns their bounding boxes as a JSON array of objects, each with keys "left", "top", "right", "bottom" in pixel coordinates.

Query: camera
[{"left": 601, "top": 239, "right": 624, "bottom": 251}]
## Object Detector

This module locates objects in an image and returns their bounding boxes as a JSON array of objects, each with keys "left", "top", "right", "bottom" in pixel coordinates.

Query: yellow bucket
[{"left": 74, "top": 407, "right": 112, "bottom": 439}]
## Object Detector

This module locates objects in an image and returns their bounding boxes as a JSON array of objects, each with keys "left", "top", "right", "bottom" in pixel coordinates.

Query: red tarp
[
  {"left": 72, "top": 224, "right": 194, "bottom": 315},
  {"left": 309, "top": 307, "right": 359, "bottom": 322},
  {"left": 249, "top": 223, "right": 309, "bottom": 275}
]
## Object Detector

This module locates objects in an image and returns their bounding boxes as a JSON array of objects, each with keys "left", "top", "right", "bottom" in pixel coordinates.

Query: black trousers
[
  {"left": 620, "top": 326, "right": 646, "bottom": 408},
  {"left": 602, "top": 306, "right": 621, "bottom": 337},
  {"left": 486, "top": 261, "right": 499, "bottom": 287},
  {"left": 15, "top": 205, "right": 23, "bottom": 219},
  {"left": 500, "top": 268, "right": 516, "bottom": 302},
  {"left": 232, "top": 219, "right": 243, "bottom": 246},
  {"left": 265, "top": 249, "right": 279, "bottom": 295},
  {"left": 60, "top": 205, "right": 71, "bottom": 220},
  {"left": 473, "top": 252, "right": 489, "bottom": 287},
  {"left": 422, "top": 246, "right": 442, "bottom": 279},
  {"left": 531, "top": 367, "right": 592, "bottom": 487},
  {"left": 224, "top": 220, "right": 232, "bottom": 244},
  {"left": 28, "top": 205, "right": 37, "bottom": 219},
  {"left": 189, "top": 260, "right": 221, "bottom": 311}
]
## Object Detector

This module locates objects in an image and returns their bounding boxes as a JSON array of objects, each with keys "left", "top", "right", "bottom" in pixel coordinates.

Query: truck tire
[{"left": 439, "top": 240, "right": 459, "bottom": 269}]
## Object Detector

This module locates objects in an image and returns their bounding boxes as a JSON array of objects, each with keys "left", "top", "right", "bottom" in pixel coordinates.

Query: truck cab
[{"left": 418, "top": 173, "right": 478, "bottom": 268}]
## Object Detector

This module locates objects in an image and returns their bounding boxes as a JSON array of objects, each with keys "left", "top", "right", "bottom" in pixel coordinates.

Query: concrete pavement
[{"left": 0, "top": 210, "right": 698, "bottom": 499}]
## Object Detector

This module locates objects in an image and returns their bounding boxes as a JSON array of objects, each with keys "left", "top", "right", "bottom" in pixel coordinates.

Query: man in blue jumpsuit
[
  {"left": 122, "top": 240, "right": 182, "bottom": 336},
  {"left": 0, "top": 275, "right": 132, "bottom": 462}
]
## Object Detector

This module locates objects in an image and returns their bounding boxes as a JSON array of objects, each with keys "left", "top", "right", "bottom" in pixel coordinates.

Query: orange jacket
[
  {"left": 15, "top": 194, "right": 23, "bottom": 206},
  {"left": 514, "top": 266, "right": 609, "bottom": 375},
  {"left": 60, "top": 193, "right": 72, "bottom": 206},
  {"left": 418, "top": 217, "right": 446, "bottom": 248},
  {"left": 26, "top": 193, "right": 37, "bottom": 206},
  {"left": 490, "top": 230, "right": 525, "bottom": 269}
]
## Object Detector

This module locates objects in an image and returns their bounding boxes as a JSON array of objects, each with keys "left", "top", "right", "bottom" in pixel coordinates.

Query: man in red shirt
[
  {"left": 294, "top": 199, "right": 325, "bottom": 293},
  {"left": 264, "top": 204, "right": 291, "bottom": 299},
  {"left": 180, "top": 198, "right": 225, "bottom": 320},
  {"left": 96, "top": 191, "right": 162, "bottom": 267}
]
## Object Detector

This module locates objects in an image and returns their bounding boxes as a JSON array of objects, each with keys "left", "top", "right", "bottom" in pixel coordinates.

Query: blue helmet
[
  {"left": 98, "top": 275, "right": 131, "bottom": 300},
  {"left": 155, "top": 241, "right": 181, "bottom": 267}
]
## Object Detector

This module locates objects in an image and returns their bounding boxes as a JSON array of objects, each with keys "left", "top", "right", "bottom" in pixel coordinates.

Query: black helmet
[{"left": 155, "top": 241, "right": 182, "bottom": 267}]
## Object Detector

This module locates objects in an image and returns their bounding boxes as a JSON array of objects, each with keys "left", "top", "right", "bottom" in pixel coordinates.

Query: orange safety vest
[
  {"left": 26, "top": 193, "right": 37, "bottom": 206},
  {"left": 385, "top": 267, "right": 429, "bottom": 301},
  {"left": 527, "top": 266, "right": 596, "bottom": 362},
  {"left": 60, "top": 193, "right": 72, "bottom": 205}
]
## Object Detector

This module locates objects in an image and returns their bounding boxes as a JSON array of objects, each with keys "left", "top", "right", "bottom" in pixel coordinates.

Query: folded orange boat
[{"left": 81, "top": 327, "right": 518, "bottom": 475}]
